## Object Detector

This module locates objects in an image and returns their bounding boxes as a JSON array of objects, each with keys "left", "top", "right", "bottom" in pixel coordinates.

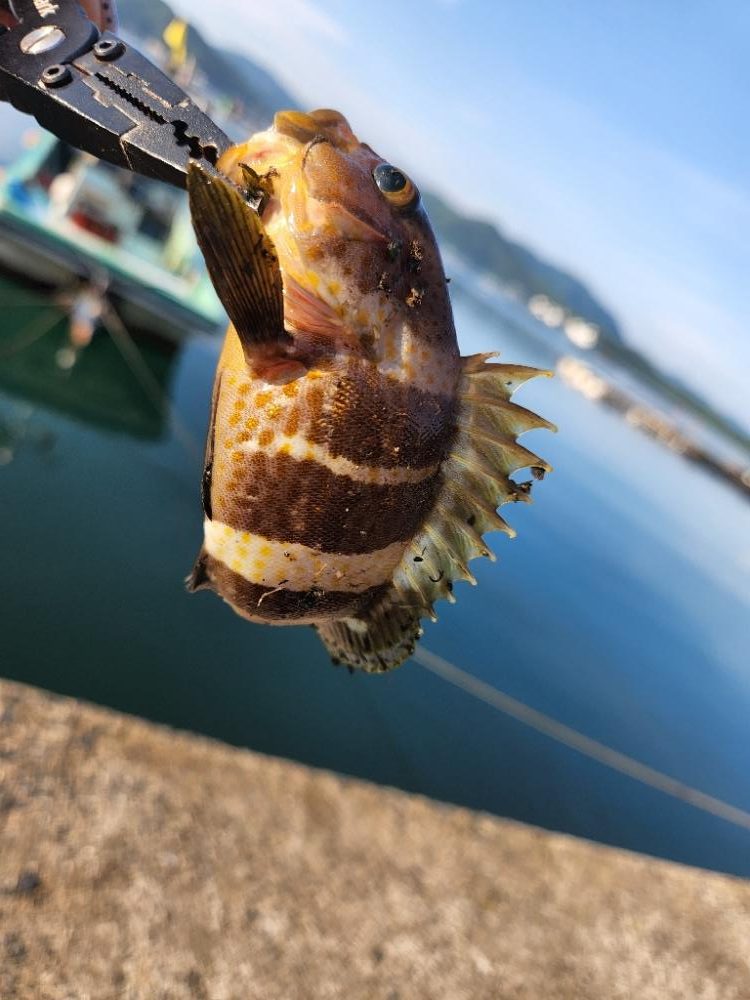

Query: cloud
[
  {"left": 253, "top": 0, "right": 349, "bottom": 45},
  {"left": 176, "top": 0, "right": 348, "bottom": 52}
]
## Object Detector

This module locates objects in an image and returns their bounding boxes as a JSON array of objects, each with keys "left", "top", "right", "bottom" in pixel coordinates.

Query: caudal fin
[{"left": 316, "top": 600, "right": 423, "bottom": 674}]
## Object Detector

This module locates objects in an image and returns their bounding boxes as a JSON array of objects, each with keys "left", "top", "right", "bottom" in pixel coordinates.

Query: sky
[{"left": 171, "top": 0, "right": 748, "bottom": 427}]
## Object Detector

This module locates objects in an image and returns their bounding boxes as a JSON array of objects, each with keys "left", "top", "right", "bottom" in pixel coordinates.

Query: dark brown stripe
[
  {"left": 213, "top": 451, "right": 441, "bottom": 554},
  {"left": 305, "top": 366, "right": 458, "bottom": 468},
  {"left": 203, "top": 554, "right": 387, "bottom": 623}
]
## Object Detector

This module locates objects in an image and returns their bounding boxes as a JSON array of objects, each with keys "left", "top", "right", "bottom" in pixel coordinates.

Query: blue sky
[{"left": 173, "top": 0, "right": 748, "bottom": 426}]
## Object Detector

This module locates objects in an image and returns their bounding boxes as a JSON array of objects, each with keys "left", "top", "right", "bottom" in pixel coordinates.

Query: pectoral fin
[{"left": 187, "top": 162, "right": 288, "bottom": 361}]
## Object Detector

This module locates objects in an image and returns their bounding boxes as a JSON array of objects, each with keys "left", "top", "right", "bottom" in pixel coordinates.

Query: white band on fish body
[{"left": 204, "top": 520, "right": 407, "bottom": 593}]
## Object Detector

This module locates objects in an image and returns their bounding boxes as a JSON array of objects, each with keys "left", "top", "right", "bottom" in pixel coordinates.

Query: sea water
[{"left": 2, "top": 279, "right": 749, "bottom": 876}]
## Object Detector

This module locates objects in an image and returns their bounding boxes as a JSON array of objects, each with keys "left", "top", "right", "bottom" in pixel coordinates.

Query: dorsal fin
[
  {"left": 187, "top": 162, "right": 288, "bottom": 362},
  {"left": 317, "top": 355, "right": 555, "bottom": 673}
]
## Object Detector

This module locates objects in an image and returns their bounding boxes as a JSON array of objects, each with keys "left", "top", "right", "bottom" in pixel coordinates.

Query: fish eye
[{"left": 373, "top": 163, "right": 418, "bottom": 208}]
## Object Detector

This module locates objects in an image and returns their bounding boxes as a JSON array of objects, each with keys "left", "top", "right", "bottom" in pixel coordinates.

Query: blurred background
[{"left": 1, "top": 1, "right": 749, "bottom": 877}]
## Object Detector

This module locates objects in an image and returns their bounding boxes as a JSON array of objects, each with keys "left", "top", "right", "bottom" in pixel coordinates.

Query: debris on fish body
[{"left": 186, "top": 109, "right": 555, "bottom": 673}]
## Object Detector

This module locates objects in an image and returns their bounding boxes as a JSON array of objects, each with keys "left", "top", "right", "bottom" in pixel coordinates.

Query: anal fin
[{"left": 200, "top": 370, "right": 222, "bottom": 521}]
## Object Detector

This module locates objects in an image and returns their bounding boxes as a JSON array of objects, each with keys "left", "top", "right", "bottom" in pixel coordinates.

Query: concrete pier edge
[{"left": 1, "top": 678, "right": 749, "bottom": 999}]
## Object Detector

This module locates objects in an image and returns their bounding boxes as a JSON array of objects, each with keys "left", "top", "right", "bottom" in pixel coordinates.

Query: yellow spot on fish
[
  {"left": 306, "top": 270, "right": 320, "bottom": 288},
  {"left": 327, "top": 280, "right": 341, "bottom": 296},
  {"left": 252, "top": 558, "right": 266, "bottom": 574},
  {"left": 266, "top": 403, "right": 282, "bottom": 418},
  {"left": 228, "top": 413, "right": 240, "bottom": 427},
  {"left": 278, "top": 442, "right": 292, "bottom": 455},
  {"left": 259, "top": 544, "right": 272, "bottom": 557},
  {"left": 255, "top": 391, "right": 271, "bottom": 408},
  {"left": 259, "top": 429, "right": 274, "bottom": 446},
  {"left": 282, "top": 382, "right": 298, "bottom": 397},
  {"left": 238, "top": 383, "right": 251, "bottom": 395},
  {"left": 246, "top": 417, "right": 259, "bottom": 431}
]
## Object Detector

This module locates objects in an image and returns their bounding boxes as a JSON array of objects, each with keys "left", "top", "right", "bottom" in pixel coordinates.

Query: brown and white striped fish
[{"left": 186, "top": 109, "right": 554, "bottom": 673}]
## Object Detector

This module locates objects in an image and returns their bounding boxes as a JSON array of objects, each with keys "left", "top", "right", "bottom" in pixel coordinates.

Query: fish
[{"left": 186, "top": 109, "right": 555, "bottom": 673}]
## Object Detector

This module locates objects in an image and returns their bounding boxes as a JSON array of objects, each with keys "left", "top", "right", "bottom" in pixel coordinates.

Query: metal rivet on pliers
[
  {"left": 20, "top": 26, "right": 66, "bottom": 55},
  {"left": 41, "top": 64, "right": 72, "bottom": 88},
  {"left": 93, "top": 38, "right": 124, "bottom": 61}
]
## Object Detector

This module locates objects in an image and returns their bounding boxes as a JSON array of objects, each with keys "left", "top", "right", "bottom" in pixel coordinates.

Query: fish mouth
[
  {"left": 311, "top": 198, "right": 389, "bottom": 244},
  {"left": 341, "top": 207, "right": 388, "bottom": 243}
]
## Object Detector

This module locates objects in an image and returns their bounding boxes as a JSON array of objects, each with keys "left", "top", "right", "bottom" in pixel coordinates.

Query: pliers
[{"left": 0, "top": 0, "right": 231, "bottom": 188}]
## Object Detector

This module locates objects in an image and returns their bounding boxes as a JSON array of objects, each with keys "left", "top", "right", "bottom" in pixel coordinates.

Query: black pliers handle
[{"left": 0, "top": 0, "right": 231, "bottom": 187}]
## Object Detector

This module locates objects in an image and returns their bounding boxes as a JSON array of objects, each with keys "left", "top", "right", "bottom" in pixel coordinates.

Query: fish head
[{"left": 217, "top": 110, "right": 456, "bottom": 356}]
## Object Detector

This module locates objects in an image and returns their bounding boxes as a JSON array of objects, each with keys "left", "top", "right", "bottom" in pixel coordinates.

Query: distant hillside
[
  {"left": 120, "top": 0, "right": 622, "bottom": 341},
  {"left": 422, "top": 191, "right": 623, "bottom": 342},
  {"left": 221, "top": 50, "right": 299, "bottom": 118},
  {"left": 120, "top": 0, "right": 297, "bottom": 123}
]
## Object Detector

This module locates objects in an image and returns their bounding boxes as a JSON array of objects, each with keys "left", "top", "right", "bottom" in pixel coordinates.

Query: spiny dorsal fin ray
[
  {"left": 444, "top": 452, "right": 537, "bottom": 503},
  {"left": 462, "top": 354, "right": 554, "bottom": 397},
  {"left": 457, "top": 398, "right": 557, "bottom": 435},
  {"left": 422, "top": 521, "right": 477, "bottom": 586},
  {"left": 187, "top": 162, "right": 287, "bottom": 362},
  {"left": 440, "top": 484, "right": 517, "bottom": 538},
  {"left": 434, "top": 500, "right": 498, "bottom": 561},
  {"left": 460, "top": 435, "right": 553, "bottom": 477}
]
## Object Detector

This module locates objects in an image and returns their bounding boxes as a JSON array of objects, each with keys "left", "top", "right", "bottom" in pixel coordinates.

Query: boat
[{"left": 0, "top": 130, "right": 225, "bottom": 341}]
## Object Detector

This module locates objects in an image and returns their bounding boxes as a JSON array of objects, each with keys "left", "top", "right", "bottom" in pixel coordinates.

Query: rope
[
  {"left": 100, "top": 302, "right": 203, "bottom": 461},
  {"left": 0, "top": 309, "right": 62, "bottom": 359},
  {"left": 414, "top": 645, "right": 750, "bottom": 832}
]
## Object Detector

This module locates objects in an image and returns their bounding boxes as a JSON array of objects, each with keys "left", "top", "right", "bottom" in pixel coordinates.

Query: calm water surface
[{"left": 2, "top": 279, "right": 749, "bottom": 876}]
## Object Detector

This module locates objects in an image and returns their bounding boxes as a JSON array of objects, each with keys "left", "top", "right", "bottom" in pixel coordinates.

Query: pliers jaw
[{"left": 0, "top": 0, "right": 231, "bottom": 188}]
